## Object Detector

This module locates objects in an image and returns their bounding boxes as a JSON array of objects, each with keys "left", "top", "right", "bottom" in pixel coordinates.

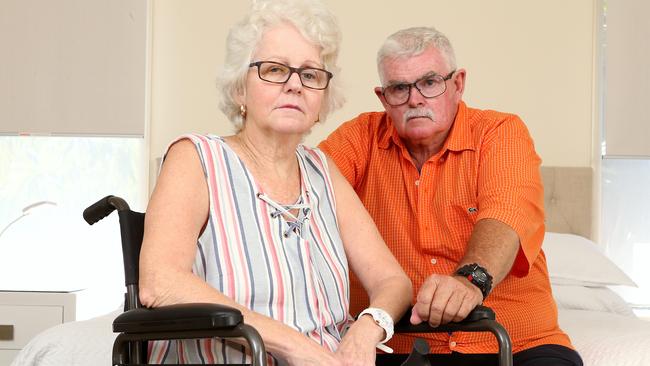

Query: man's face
[{"left": 375, "top": 47, "right": 465, "bottom": 147}]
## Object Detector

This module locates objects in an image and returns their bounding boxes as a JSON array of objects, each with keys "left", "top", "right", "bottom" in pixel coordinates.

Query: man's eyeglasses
[
  {"left": 382, "top": 70, "right": 455, "bottom": 106},
  {"left": 249, "top": 61, "right": 333, "bottom": 90}
]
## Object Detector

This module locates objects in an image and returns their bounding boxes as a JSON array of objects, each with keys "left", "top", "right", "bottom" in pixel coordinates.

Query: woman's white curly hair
[{"left": 217, "top": 0, "right": 345, "bottom": 129}]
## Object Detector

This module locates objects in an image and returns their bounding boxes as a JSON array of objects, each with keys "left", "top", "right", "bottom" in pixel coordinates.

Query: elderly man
[{"left": 319, "top": 27, "right": 583, "bottom": 366}]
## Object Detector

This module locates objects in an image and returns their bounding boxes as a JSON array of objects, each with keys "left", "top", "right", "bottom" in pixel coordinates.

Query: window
[
  {"left": 601, "top": 160, "right": 650, "bottom": 313},
  {"left": 599, "top": 0, "right": 650, "bottom": 315},
  {"left": 0, "top": 136, "right": 147, "bottom": 319}
]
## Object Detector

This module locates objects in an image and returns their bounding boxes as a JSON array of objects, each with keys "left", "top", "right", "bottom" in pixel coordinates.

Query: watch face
[
  {"left": 457, "top": 264, "right": 492, "bottom": 298},
  {"left": 372, "top": 310, "right": 390, "bottom": 326},
  {"left": 473, "top": 270, "right": 488, "bottom": 283},
  {"left": 360, "top": 308, "right": 394, "bottom": 343}
]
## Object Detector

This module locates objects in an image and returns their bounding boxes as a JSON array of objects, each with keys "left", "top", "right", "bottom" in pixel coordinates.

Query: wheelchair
[{"left": 84, "top": 195, "right": 513, "bottom": 366}]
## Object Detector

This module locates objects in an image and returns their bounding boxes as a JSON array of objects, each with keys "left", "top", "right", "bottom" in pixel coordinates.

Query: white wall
[{"left": 149, "top": 0, "right": 596, "bottom": 189}]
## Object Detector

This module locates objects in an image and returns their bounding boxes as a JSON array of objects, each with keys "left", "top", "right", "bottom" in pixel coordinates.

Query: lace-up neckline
[
  {"left": 218, "top": 137, "right": 312, "bottom": 239},
  {"left": 256, "top": 192, "right": 311, "bottom": 238}
]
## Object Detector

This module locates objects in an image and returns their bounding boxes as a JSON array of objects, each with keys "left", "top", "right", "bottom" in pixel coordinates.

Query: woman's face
[{"left": 240, "top": 23, "right": 325, "bottom": 136}]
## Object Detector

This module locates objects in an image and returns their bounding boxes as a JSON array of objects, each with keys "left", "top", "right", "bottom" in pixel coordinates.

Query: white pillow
[
  {"left": 543, "top": 232, "right": 637, "bottom": 287},
  {"left": 551, "top": 283, "right": 635, "bottom": 316}
]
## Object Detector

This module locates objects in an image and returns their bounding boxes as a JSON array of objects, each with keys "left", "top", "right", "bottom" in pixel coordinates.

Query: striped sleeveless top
[{"left": 149, "top": 134, "right": 350, "bottom": 365}]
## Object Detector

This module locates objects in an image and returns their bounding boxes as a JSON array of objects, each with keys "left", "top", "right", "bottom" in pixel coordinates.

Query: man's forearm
[{"left": 457, "top": 218, "right": 520, "bottom": 286}]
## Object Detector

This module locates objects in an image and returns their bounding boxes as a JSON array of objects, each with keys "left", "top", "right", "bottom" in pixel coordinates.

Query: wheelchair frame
[{"left": 84, "top": 195, "right": 512, "bottom": 366}]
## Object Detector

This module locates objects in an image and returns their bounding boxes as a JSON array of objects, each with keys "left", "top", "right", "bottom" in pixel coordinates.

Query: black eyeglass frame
[
  {"left": 249, "top": 61, "right": 334, "bottom": 90},
  {"left": 382, "top": 70, "right": 456, "bottom": 107}
]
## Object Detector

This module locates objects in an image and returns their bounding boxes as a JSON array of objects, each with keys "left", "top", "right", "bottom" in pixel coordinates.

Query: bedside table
[{"left": 0, "top": 291, "right": 77, "bottom": 366}]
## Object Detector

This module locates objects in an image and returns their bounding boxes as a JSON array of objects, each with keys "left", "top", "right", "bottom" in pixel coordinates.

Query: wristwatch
[
  {"left": 358, "top": 307, "right": 394, "bottom": 349},
  {"left": 455, "top": 263, "right": 493, "bottom": 299}
]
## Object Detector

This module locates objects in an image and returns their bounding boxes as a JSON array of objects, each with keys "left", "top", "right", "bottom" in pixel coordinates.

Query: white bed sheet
[
  {"left": 558, "top": 309, "right": 650, "bottom": 366},
  {"left": 11, "top": 309, "right": 120, "bottom": 366}
]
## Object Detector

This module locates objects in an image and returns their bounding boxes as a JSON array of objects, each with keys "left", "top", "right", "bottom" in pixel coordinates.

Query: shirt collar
[
  {"left": 444, "top": 101, "right": 474, "bottom": 152},
  {"left": 377, "top": 101, "right": 475, "bottom": 153},
  {"left": 378, "top": 113, "right": 401, "bottom": 150}
]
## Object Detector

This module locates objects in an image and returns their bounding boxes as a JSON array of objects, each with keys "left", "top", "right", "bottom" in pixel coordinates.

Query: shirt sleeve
[
  {"left": 474, "top": 114, "right": 545, "bottom": 276},
  {"left": 317, "top": 114, "right": 372, "bottom": 189}
]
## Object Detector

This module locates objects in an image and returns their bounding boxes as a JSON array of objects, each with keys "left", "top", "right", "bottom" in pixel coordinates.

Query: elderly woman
[{"left": 138, "top": 0, "right": 412, "bottom": 365}]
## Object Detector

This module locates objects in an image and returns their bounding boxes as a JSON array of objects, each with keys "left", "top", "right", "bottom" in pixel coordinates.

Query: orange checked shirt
[{"left": 319, "top": 101, "right": 573, "bottom": 354}]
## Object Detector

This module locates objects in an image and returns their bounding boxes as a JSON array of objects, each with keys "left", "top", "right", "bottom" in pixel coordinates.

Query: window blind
[
  {"left": 603, "top": 0, "right": 650, "bottom": 157},
  {"left": 0, "top": 0, "right": 147, "bottom": 136}
]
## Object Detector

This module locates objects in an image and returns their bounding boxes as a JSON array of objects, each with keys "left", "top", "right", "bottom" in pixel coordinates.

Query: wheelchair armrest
[
  {"left": 112, "top": 303, "right": 268, "bottom": 365},
  {"left": 113, "top": 303, "right": 243, "bottom": 333},
  {"left": 394, "top": 305, "right": 495, "bottom": 333},
  {"left": 394, "top": 305, "right": 513, "bottom": 366}
]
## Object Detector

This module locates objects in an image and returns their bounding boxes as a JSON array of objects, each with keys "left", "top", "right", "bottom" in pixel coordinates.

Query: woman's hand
[
  {"left": 284, "top": 338, "right": 343, "bottom": 366},
  {"left": 335, "top": 316, "right": 383, "bottom": 366}
]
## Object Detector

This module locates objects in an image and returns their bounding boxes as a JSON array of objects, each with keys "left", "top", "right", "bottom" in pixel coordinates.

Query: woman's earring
[
  {"left": 315, "top": 115, "right": 320, "bottom": 123},
  {"left": 240, "top": 105, "right": 247, "bottom": 119}
]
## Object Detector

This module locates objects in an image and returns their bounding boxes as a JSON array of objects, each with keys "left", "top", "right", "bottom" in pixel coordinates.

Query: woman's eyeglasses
[{"left": 249, "top": 61, "right": 333, "bottom": 90}]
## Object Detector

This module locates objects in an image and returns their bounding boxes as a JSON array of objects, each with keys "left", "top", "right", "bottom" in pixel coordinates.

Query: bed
[
  {"left": 541, "top": 167, "right": 650, "bottom": 365},
  {"left": 11, "top": 167, "right": 650, "bottom": 366}
]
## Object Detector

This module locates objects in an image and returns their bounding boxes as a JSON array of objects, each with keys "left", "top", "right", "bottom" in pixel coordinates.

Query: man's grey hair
[
  {"left": 376, "top": 26, "right": 457, "bottom": 86},
  {"left": 217, "top": 0, "right": 345, "bottom": 129}
]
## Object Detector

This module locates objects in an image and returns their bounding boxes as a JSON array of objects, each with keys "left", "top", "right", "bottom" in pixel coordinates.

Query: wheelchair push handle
[{"left": 83, "top": 195, "right": 130, "bottom": 225}]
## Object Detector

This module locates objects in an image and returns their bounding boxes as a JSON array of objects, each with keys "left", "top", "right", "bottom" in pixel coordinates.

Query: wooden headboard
[{"left": 541, "top": 166, "right": 593, "bottom": 239}]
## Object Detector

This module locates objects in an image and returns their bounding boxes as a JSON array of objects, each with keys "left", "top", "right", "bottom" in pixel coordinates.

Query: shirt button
[
  {"left": 415, "top": 180, "right": 420, "bottom": 186},
  {"left": 430, "top": 258, "right": 437, "bottom": 265},
  {"left": 450, "top": 341, "right": 457, "bottom": 348}
]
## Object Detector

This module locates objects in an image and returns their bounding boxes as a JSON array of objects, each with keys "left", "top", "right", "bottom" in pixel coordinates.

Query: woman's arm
[
  {"left": 326, "top": 156, "right": 412, "bottom": 364},
  {"left": 138, "top": 139, "right": 341, "bottom": 365}
]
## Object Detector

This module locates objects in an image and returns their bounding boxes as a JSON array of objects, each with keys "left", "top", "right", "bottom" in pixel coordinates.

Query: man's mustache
[{"left": 403, "top": 107, "right": 435, "bottom": 121}]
